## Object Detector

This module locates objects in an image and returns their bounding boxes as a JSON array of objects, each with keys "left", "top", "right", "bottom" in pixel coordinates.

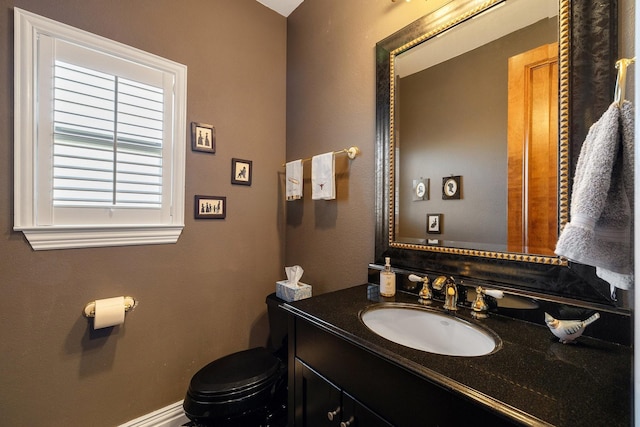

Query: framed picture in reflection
[
  {"left": 413, "top": 178, "right": 429, "bottom": 201},
  {"left": 442, "top": 175, "right": 461, "bottom": 200},
  {"left": 427, "top": 213, "right": 442, "bottom": 234}
]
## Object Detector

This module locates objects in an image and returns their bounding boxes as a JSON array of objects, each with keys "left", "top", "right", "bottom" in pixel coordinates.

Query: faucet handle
[
  {"left": 471, "top": 286, "right": 503, "bottom": 319},
  {"left": 408, "top": 275, "right": 433, "bottom": 304},
  {"left": 484, "top": 289, "right": 504, "bottom": 299}
]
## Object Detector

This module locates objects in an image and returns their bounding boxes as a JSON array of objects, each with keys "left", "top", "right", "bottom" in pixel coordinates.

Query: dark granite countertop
[{"left": 284, "top": 284, "right": 632, "bottom": 427}]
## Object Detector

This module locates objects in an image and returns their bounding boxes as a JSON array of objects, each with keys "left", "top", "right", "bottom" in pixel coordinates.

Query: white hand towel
[
  {"left": 312, "top": 152, "right": 335, "bottom": 200},
  {"left": 286, "top": 160, "right": 303, "bottom": 201}
]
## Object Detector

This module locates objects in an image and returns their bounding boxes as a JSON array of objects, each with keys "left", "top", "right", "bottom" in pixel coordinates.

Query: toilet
[{"left": 183, "top": 293, "right": 288, "bottom": 427}]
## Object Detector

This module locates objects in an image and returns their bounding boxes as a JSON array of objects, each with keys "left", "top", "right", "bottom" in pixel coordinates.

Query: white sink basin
[{"left": 360, "top": 304, "right": 501, "bottom": 357}]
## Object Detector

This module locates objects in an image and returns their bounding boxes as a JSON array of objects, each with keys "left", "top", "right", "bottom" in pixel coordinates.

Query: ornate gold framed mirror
[{"left": 375, "top": 0, "right": 619, "bottom": 304}]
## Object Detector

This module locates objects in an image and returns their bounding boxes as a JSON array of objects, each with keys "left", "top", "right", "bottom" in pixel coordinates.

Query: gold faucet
[{"left": 434, "top": 276, "right": 458, "bottom": 311}]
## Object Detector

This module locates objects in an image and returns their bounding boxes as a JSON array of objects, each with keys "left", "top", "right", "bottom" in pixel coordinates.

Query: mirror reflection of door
[{"left": 507, "top": 43, "right": 558, "bottom": 254}]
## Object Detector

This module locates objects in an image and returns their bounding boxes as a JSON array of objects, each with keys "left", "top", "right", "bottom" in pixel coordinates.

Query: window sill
[{"left": 15, "top": 225, "right": 184, "bottom": 250}]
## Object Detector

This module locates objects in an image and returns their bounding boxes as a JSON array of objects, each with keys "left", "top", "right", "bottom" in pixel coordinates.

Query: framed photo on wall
[
  {"left": 231, "top": 158, "right": 252, "bottom": 186},
  {"left": 427, "top": 213, "right": 442, "bottom": 234},
  {"left": 191, "top": 122, "right": 215, "bottom": 153},
  {"left": 195, "top": 195, "right": 226, "bottom": 219},
  {"left": 412, "top": 178, "right": 429, "bottom": 201},
  {"left": 442, "top": 175, "right": 461, "bottom": 199}
]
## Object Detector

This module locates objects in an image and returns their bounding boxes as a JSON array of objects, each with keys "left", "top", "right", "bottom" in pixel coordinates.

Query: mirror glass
[
  {"left": 391, "top": 0, "right": 566, "bottom": 262},
  {"left": 376, "top": 0, "right": 620, "bottom": 306}
]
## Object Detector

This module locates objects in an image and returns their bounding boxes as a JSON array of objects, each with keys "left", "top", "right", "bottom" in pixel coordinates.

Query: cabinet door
[
  {"left": 342, "top": 391, "right": 393, "bottom": 427},
  {"left": 295, "top": 359, "right": 393, "bottom": 427},
  {"left": 295, "top": 359, "right": 341, "bottom": 427}
]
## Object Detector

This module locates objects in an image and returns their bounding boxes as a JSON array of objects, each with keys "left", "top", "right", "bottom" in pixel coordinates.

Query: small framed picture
[
  {"left": 427, "top": 213, "right": 442, "bottom": 234},
  {"left": 413, "top": 178, "right": 429, "bottom": 201},
  {"left": 231, "top": 158, "right": 252, "bottom": 186},
  {"left": 195, "top": 195, "right": 226, "bottom": 219},
  {"left": 191, "top": 122, "right": 215, "bottom": 153},
  {"left": 442, "top": 175, "right": 461, "bottom": 199}
]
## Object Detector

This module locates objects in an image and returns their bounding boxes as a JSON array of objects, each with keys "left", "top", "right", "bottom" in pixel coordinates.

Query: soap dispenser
[{"left": 379, "top": 257, "right": 396, "bottom": 297}]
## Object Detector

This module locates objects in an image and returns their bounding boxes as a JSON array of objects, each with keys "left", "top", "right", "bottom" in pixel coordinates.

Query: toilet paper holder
[{"left": 83, "top": 296, "right": 138, "bottom": 318}]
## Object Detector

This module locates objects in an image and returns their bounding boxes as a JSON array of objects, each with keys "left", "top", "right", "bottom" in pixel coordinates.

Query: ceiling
[{"left": 256, "top": 0, "right": 304, "bottom": 17}]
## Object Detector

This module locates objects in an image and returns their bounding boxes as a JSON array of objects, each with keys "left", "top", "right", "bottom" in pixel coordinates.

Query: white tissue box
[{"left": 276, "top": 280, "right": 312, "bottom": 302}]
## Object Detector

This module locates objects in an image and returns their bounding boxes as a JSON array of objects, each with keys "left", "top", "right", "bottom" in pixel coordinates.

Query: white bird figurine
[{"left": 544, "top": 312, "right": 600, "bottom": 344}]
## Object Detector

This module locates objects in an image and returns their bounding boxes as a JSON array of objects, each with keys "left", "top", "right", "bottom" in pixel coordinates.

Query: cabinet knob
[
  {"left": 340, "top": 416, "right": 355, "bottom": 427},
  {"left": 327, "top": 407, "right": 341, "bottom": 421}
]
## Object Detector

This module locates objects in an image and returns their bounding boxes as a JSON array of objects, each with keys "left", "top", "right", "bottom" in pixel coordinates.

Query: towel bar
[{"left": 282, "top": 146, "right": 360, "bottom": 167}]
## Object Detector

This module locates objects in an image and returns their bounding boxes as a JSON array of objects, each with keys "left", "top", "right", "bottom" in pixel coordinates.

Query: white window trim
[{"left": 14, "top": 8, "right": 187, "bottom": 250}]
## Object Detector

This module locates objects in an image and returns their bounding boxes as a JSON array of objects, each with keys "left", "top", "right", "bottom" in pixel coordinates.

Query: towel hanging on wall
[
  {"left": 555, "top": 99, "right": 634, "bottom": 299},
  {"left": 282, "top": 146, "right": 360, "bottom": 201},
  {"left": 311, "top": 152, "right": 336, "bottom": 200},
  {"left": 595, "top": 100, "right": 635, "bottom": 296},
  {"left": 286, "top": 160, "right": 303, "bottom": 201}
]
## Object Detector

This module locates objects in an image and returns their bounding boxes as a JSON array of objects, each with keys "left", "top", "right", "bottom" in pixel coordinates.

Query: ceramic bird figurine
[{"left": 544, "top": 312, "right": 600, "bottom": 344}]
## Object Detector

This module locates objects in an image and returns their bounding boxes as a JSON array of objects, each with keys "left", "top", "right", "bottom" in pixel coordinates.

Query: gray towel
[
  {"left": 596, "top": 101, "right": 635, "bottom": 296},
  {"left": 555, "top": 101, "right": 634, "bottom": 297}
]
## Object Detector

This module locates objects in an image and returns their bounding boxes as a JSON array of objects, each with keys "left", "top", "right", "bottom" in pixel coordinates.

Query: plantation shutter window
[
  {"left": 53, "top": 61, "right": 164, "bottom": 209},
  {"left": 14, "top": 8, "right": 187, "bottom": 250}
]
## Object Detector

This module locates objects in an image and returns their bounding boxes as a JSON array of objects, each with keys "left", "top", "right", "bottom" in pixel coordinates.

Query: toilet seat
[{"left": 184, "top": 347, "right": 284, "bottom": 423}]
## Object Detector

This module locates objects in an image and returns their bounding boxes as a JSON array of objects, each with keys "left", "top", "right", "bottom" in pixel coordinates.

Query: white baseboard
[{"left": 118, "top": 400, "right": 189, "bottom": 427}]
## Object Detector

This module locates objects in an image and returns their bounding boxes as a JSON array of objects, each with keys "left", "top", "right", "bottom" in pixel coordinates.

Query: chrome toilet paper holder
[{"left": 83, "top": 296, "right": 138, "bottom": 318}]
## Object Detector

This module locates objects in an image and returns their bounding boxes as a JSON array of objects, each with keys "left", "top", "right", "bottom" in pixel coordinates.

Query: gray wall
[
  {"left": 285, "top": 0, "right": 452, "bottom": 294},
  {"left": 0, "top": 1, "right": 286, "bottom": 425}
]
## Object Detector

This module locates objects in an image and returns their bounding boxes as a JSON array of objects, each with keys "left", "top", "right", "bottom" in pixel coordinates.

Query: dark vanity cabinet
[
  {"left": 285, "top": 285, "right": 631, "bottom": 427},
  {"left": 295, "top": 360, "right": 392, "bottom": 427},
  {"left": 289, "top": 316, "right": 518, "bottom": 427}
]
